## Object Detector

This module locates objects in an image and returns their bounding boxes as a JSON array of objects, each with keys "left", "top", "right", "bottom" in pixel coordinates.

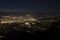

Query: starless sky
[{"left": 0, "top": 0, "right": 60, "bottom": 14}]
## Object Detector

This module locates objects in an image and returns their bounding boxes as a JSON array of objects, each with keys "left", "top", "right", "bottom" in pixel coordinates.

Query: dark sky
[{"left": 0, "top": 0, "right": 60, "bottom": 14}]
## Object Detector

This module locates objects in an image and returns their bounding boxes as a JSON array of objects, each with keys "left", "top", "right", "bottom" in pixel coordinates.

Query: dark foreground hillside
[
  {"left": 1, "top": 20, "right": 60, "bottom": 40},
  {"left": 5, "top": 30, "right": 60, "bottom": 40},
  {"left": 5, "top": 30, "right": 51, "bottom": 40}
]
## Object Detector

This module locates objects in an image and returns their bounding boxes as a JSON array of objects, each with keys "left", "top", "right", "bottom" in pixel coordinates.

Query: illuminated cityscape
[
  {"left": 0, "top": 14, "right": 60, "bottom": 40},
  {"left": 1, "top": 15, "right": 55, "bottom": 23},
  {"left": 0, "top": 0, "right": 59, "bottom": 40},
  {"left": 1, "top": 15, "right": 37, "bottom": 24},
  {"left": 0, "top": 15, "right": 56, "bottom": 32}
]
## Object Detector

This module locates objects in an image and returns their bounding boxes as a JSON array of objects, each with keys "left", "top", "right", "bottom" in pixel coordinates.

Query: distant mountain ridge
[{"left": 0, "top": 11, "right": 60, "bottom": 16}]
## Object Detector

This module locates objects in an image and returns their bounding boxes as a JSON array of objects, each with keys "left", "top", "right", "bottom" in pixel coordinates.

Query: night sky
[{"left": 0, "top": 0, "right": 60, "bottom": 14}]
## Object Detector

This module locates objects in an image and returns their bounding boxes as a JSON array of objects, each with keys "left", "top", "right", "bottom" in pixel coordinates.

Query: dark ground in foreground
[
  {"left": 1, "top": 20, "right": 60, "bottom": 40},
  {"left": 2, "top": 30, "right": 60, "bottom": 40}
]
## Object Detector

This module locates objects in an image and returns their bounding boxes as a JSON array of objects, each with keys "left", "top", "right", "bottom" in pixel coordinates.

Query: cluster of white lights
[{"left": 25, "top": 22, "right": 30, "bottom": 25}]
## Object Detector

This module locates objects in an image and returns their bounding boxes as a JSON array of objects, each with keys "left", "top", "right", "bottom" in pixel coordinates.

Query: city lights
[
  {"left": 0, "top": 15, "right": 38, "bottom": 24},
  {"left": 25, "top": 22, "right": 30, "bottom": 25},
  {"left": 0, "top": 15, "right": 56, "bottom": 33}
]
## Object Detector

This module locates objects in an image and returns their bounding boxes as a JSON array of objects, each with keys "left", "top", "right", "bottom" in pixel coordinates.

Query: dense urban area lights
[
  {"left": 0, "top": 15, "right": 56, "bottom": 33},
  {"left": 0, "top": 15, "right": 38, "bottom": 24}
]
